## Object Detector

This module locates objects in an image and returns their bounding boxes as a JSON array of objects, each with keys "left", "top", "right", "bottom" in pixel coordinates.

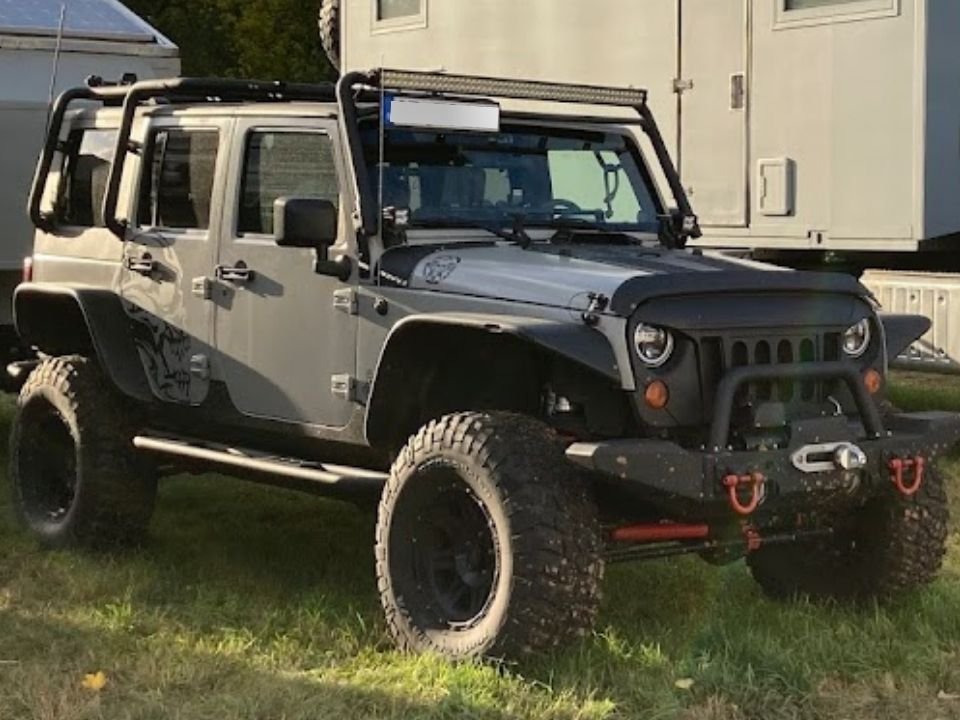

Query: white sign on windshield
[{"left": 384, "top": 94, "right": 501, "bottom": 133}]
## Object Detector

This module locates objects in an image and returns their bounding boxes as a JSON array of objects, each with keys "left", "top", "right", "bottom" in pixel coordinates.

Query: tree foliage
[{"left": 124, "top": 0, "right": 333, "bottom": 82}]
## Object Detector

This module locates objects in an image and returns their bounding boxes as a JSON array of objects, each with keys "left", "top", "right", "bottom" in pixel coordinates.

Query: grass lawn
[{"left": 4, "top": 374, "right": 960, "bottom": 719}]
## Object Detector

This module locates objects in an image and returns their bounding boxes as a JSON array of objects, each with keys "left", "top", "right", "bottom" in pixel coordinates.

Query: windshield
[{"left": 362, "top": 124, "right": 662, "bottom": 233}]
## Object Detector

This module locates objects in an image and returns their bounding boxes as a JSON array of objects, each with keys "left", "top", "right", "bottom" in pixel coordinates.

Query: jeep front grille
[{"left": 699, "top": 332, "right": 843, "bottom": 409}]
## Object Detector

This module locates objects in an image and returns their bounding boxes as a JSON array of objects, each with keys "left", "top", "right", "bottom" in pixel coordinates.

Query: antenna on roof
[{"left": 44, "top": 2, "right": 68, "bottom": 135}]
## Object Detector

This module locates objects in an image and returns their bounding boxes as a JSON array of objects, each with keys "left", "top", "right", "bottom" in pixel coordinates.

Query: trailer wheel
[
  {"left": 9, "top": 356, "right": 156, "bottom": 548},
  {"left": 375, "top": 412, "right": 603, "bottom": 659},
  {"left": 747, "top": 465, "right": 948, "bottom": 601},
  {"left": 318, "top": 0, "right": 341, "bottom": 74}
]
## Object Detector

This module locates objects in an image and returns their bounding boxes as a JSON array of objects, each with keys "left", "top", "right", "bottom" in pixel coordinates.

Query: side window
[
  {"left": 238, "top": 131, "right": 339, "bottom": 235},
  {"left": 138, "top": 129, "right": 219, "bottom": 230},
  {"left": 56, "top": 129, "right": 117, "bottom": 227}
]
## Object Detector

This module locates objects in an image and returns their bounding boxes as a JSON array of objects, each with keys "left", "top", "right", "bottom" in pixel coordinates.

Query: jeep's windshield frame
[
  {"left": 360, "top": 121, "right": 665, "bottom": 236},
  {"left": 336, "top": 69, "right": 699, "bottom": 257}
]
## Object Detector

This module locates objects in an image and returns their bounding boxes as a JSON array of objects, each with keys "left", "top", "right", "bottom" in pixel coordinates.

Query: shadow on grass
[{"left": 0, "top": 610, "right": 519, "bottom": 720}]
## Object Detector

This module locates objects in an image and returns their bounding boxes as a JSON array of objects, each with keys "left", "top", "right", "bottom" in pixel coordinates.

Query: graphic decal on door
[
  {"left": 124, "top": 300, "right": 196, "bottom": 403},
  {"left": 119, "top": 243, "right": 209, "bottom": 407}
]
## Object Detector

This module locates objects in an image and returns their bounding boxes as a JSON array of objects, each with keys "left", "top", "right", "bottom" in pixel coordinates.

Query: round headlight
[
  {"left": 842, "top": 318, "right": 871, "bottom": 357},
  {"left": 634, "top": 324, "right": 675, "bottom": 367}
]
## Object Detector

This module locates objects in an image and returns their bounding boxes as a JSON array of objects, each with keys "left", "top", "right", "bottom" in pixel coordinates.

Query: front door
[
  {"left": 120, "top": 118, "right": 229, "bottom": 405},
  {"left": 213, "top": 118, "right": 358, "bottom": 428},
  {"left": 679, "top": 0, "right": 749, "bottom": 227}
]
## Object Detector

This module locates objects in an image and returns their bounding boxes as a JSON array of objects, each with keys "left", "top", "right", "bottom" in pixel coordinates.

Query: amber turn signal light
[
  {"left": 863, "top": 368, "right": 883, "bottom": 395},
  {"left": 644, "top": 380, "right": 670, "bottom": 409}
]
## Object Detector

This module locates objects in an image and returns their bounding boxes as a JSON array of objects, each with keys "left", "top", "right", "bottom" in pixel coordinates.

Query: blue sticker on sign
[{"left": 383, "top": 93, "right": 396, "bottom": 127}]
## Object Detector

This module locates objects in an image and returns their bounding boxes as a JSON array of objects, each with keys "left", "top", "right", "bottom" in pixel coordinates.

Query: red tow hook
[
  {"left": 722, "top": 472, "right": 766, "bottom": 516},
  {"left": 610, "top": 523, "right": 710, "bottom": 543},
  {"left": 889, "top": 456, "right": 925, "bottom": 497}
]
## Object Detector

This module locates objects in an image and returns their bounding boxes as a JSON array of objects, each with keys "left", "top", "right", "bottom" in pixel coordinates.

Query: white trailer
[
  {"left": 0, "top": 0, "right": 179, "bottom": 356},
  {"left": 327, "top": 0, "right": 960, "bottom": 370}
]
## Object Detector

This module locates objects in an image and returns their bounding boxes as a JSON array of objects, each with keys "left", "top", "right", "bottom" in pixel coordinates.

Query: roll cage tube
[
  {"left": 100, "top": 78, "right": 341, "bottom": 238},
  {"left": 28, "top": 83, "right": 132, "bottom": 232},
  {"left": 338, "top": 68, "right": 701, "bottom": 249}
]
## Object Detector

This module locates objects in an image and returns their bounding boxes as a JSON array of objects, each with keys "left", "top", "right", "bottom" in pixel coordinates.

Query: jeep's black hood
[
  {"left": 386, "top": 240, "right": 872, "bottom": 316},
  {"left": 528, "top": 244, "right": 871, "bottom": 317},
  {"left": 610, "top": 267, "right": 870, "bottom": 316}
]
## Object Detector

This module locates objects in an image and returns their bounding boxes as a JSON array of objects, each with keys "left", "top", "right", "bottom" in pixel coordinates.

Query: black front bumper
[{"left": 568, "top": 362, "right": 960, "bottom": 517}]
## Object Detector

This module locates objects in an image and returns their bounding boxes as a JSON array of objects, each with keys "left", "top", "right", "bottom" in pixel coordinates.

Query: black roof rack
[
  {"left": 29, "top": 77, "right": 339, "bottom": 231},
  {"left": 30, "top": 70, "right": 698, "bottom": 249}
]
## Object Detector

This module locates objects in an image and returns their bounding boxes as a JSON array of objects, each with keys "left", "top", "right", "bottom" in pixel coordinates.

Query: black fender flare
[
  {"left": 14, "top": 283, "right": 154, "bottom": 402},
  {"left": 879, "top": 312, "right": 931, "bottom": 362},
  {"left": 364, "top": 313, "right": 622, "bottom": 444}
]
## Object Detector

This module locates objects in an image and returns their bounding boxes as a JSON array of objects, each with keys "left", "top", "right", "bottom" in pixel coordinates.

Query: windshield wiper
[
  {"left": 546, "top": 218, "right": 637, "bottom": 244},
  {"left": 414, "top": 215, "right": 533, "bottom": 248}
]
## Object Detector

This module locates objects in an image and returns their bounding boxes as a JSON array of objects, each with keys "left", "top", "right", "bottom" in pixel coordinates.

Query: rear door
[
  {"left": 119, "top": 117, "right": 228, "bottom": 405},
  {"left": 678, "top": 0, "right": 750, "bottom": 227},
  {"left": 212, "top": 117, "right": 358, "bottom": 427}
]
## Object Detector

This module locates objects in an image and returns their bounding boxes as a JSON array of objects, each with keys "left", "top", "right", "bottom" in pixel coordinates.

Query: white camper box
[
  {"left": 337, "top": 0, "right": 960, "bottom": 370},
  {"left": 0, "top": 0, "right": 179, "bottom": 341}
]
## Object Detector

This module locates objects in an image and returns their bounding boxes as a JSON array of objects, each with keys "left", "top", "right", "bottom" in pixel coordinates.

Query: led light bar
[{"left": 378, "top": 69, "right": 648, "bottom": 108}]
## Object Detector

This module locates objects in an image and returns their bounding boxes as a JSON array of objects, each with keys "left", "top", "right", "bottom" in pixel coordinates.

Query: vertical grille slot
[
  {"left": 824, "top": 332, "right": 841, "bottom": 362},
  {"left": 732, "top": 341, "right": 749, "bottom": 403},
  {"left": 754, "top": 340, "right": 771, "bottom": 401},
  {"left": 732, "top": 341, "right": 748, "bottom": 367},
  {"left": 699, "top": 337, "right": 725, "bottom": 417},
  {"left": 777, "top": 340, "right": 794, "bottom": 401},
  {"left": 822, "top": 332, "right": 842, "bottom": 398},
  {"left": 799, "top": 338, "right": 816, "bottom": 400}
]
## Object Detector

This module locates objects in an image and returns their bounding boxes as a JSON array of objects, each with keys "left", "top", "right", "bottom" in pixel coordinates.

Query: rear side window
[
  {"left": 238, "top": 131, "right": 339, "bottom": 235},
  {"left": 138, "top": 129, "right": 219, "bottom": 230},
  {"left": 56, "top": 128, "right": 116, "bottom": 227}
]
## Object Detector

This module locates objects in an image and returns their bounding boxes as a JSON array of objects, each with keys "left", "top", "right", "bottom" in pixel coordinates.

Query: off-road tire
[
  {"left": 747, "top": 465, "right": 948, "bottom": 601},
  {"left": 375, "top": 412, "right": 603, "bottom": 660},
  {"left": 318, "top": 0, "right": 341, "bottom": 74},
  {"left": 9, "top": 356, "right": 156, "bottom": 548}
]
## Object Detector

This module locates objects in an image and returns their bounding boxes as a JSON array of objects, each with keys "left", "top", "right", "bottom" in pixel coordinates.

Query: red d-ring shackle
[
  {"left": 889, "top": 456, "right": 925, "bottom": 497},
  {"left": 722, "top": 472, "right": 766, "bottom": 516}
]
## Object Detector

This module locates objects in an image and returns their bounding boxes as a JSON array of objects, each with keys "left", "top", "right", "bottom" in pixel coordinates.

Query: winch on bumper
[{"left": 567, "top": 361, "right": 960, "bottom": 517}]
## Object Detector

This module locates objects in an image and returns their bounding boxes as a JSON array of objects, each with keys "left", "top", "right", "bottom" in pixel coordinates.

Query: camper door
[{"left": 678, "top": 0, "right": 749, "bottom": 228}]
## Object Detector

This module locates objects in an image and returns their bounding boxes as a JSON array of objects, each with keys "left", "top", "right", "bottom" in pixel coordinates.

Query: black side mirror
[
  {"left": 274, "top": 197, "right": 338, "bottom": 249},
  {"left": 274, "top": 197, "right": 352, "bottom": 281}
]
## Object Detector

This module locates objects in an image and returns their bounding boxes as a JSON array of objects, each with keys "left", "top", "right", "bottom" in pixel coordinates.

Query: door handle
[
  {"left": 730, "top": 73, "right": 746, "bottom": 110},
  {"left": 125, "top": 253, "right": 156, "bottom": 276},
  {"left": 215, "top": 262, "right": 255, "bottom": 283}
]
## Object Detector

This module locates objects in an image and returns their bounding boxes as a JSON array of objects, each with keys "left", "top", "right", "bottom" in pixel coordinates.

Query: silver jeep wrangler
[{"left": 11, "top": 70, "right": 960, "bottom": 660}]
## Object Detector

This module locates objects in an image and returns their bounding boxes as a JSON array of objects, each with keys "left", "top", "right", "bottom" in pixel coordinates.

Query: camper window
[
  {"left": 777, "top": 0, "right": 898, "bottom": 26},
  {"left": 786, "top": 0, "right": 864, "bottom": 8},
  {"left": 56, "top": 129, "right": 117, "bottom": 228},
  {"left": 138, "top": 129, "right": 220, "bottom": 231},
  {"left": 373, "top": 0, "right": 426, "bottom": 29},
  {"left": 238, "top": 131, "right": 340, "bottom": 236},
  {"left": 377, "top": 0, "right": 421, "bottom": 20}
]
